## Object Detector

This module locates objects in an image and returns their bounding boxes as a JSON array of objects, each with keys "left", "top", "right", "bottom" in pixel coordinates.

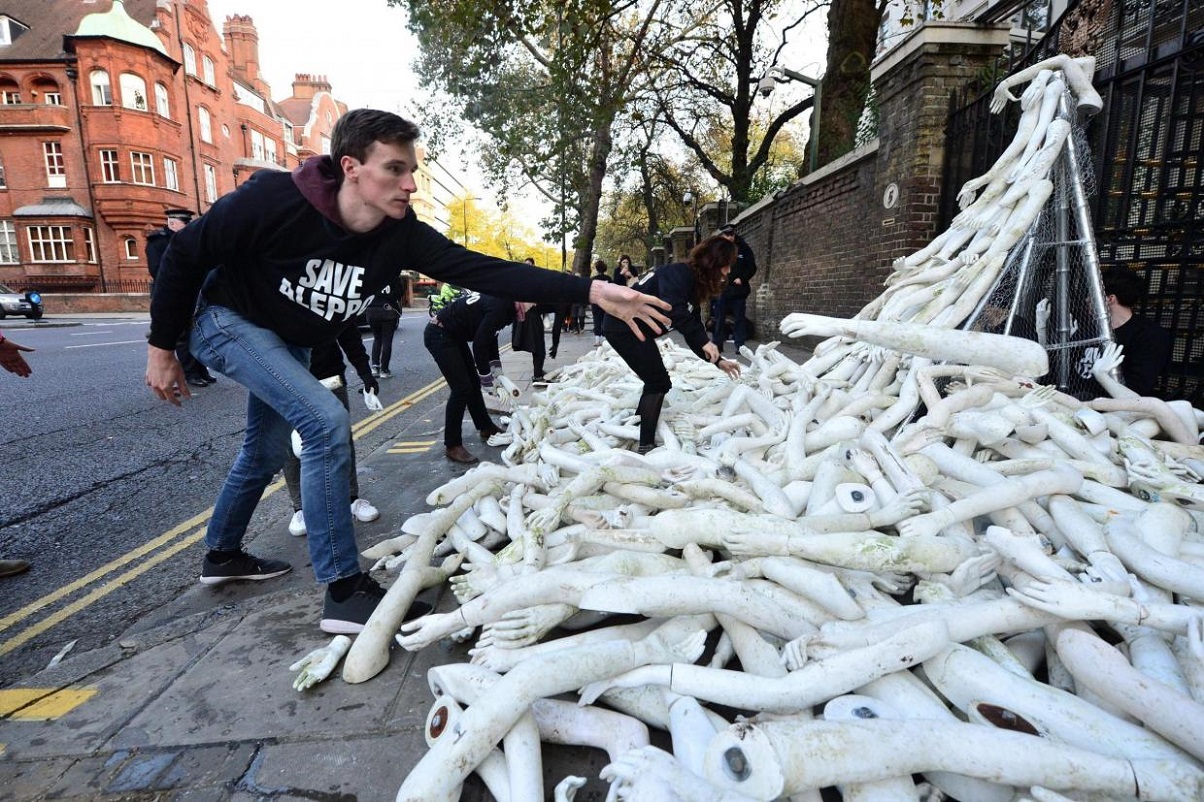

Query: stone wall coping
[{"left": 871, "top": 21, "right": 1013, "bottom": 83}]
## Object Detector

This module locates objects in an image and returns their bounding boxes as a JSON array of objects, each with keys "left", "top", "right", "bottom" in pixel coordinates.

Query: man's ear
[{"left": 340, "top": 155, "right": 359, "bottom": 182}]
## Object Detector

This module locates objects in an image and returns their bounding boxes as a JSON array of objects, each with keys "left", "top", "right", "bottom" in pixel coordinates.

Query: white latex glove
[{"left": 362, "top": 388, "right": 384, "bottom": 412}]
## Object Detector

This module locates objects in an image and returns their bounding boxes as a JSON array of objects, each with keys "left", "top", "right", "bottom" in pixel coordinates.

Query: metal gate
[{"left": 944, "top": 0, "right": 1204, "bottom": 402}]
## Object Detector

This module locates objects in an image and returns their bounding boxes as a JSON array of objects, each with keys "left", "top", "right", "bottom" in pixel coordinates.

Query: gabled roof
[{"left": 0, "top": 0, "right": 159, "bottom": 62}]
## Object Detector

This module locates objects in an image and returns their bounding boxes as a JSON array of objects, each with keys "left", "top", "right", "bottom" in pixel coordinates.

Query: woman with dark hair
[{"left": 604, "top": 236, "right": 741, "bottom": 453}]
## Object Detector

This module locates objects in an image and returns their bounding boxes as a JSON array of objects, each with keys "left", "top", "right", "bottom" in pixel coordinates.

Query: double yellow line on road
[{"left": 0, "top": 376, "right": 448, "bottom": 658}]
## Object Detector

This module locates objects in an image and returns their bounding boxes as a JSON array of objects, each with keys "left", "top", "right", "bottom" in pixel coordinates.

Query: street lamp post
[
  {"left": 757, "top": 66, "right": 822, "bottom": 173},
  {"left": 683, "top": 190, "right": 700, "bottom": 247}
]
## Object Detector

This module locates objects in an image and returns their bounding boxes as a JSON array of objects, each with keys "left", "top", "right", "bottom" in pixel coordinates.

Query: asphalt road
[{"left": 0, "top": 313, "right": 445, "bottom": 687}]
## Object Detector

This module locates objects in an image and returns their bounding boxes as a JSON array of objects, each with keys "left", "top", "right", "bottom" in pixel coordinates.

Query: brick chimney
[
  {"left": 291, "top": 73, "right": 332, "bottom": 101},
  {"left": 223, "top": 14, "right": 270, "bottom": 97}
]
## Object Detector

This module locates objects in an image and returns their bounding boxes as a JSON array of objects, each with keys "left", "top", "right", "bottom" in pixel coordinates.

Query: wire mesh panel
[{"left": 961, "top": 93, "right": 1113, "bottom": 400}]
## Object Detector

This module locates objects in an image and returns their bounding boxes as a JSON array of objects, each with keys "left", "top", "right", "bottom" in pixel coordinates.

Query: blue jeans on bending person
[{"left": 189, "top": 303, "right": 361, "bottom": 585}]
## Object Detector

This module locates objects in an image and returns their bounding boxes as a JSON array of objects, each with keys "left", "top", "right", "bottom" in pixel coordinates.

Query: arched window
[
  {"left": 197, "top": 106, "right": 212, "bottom": 142},
  {"left": 0, "top": 77, "right": 21, "bottom": 104},
  {"left": 90, "top": 69, "right": 111, "bottom": 105},
  {"left": 154, "top": 82, "right": 170, "bottom": 117},
  {"left": 202, "top": 55, "right": 216, "bottom": 86},
  {"left": 33, "top": 78, "right": 60, "bottom": 105},
  {"left": 182, "top": 43, "right": 196, "bottom": 76},
  {"left": 119, "top": 72, "right": 147, "bottom": 111}
]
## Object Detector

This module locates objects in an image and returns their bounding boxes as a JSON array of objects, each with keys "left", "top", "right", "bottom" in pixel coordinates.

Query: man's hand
[
  {"left": 0, "top": 336, "right": 34, "bottom": 377},
  {"left": 589, "top": 282, "right": 670, "bottom": 341},
  {"left": 146, "top": 344, "right": 190, "bottom": 406},
  {"left": 702, "top": 342, "right": 721, "bottom": 363},
  {"left": 478, "top": 371, "right": 494, "bottom": 388}
]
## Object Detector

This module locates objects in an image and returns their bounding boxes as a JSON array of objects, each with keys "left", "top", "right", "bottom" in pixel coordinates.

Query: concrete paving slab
[{"left": 0, "top": 623, "right": 237, "bottom": 760}]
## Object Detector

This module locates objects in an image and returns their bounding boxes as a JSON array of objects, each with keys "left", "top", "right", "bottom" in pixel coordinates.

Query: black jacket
[
  {"left": 433, "top": 293, "right": 516, "bottom": 375},
  {"left": 603, "top": 262, "right": 710, "bottom": 360},
  {"left": 309, "top": 324, "right": 374, "bottom": 386},
  {"left": 721, "top": 237, "right": 757, "bottom": 300},
  {"left": 145, "top": 227, "right": 173, "bottom": 279},
  {"left": 1113, "top": 313, "right": 1172, "bottom": 396},
  {"left": 150, "top": 156, "right": 590, "bottom": 351}
]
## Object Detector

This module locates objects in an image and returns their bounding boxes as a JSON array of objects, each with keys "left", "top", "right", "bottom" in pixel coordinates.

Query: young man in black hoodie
[{"left": 144, "top": 109, "right": 670, "bottom": 634}]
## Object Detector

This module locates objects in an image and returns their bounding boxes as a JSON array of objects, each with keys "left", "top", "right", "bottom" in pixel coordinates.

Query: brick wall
[{"left": 743, "top": 23, "right": 1012, "bottom": 342}]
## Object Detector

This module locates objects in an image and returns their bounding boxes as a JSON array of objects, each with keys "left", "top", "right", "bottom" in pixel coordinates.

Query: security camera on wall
[{"left": 756, "top": 75, "right": 777, "bottom": 97}]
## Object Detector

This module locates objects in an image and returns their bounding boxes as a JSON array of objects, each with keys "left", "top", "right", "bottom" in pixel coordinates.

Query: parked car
[{"left": 0, "top": 283, "right": 43, "bottom": 320}]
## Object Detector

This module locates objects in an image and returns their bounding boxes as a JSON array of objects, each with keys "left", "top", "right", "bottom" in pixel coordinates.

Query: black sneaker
[
  {"left": 199, "top": 550, "right": 291, "bottom": 585},
  {"left": 320, "top": 574, "right": 432, "bottom": 634}
]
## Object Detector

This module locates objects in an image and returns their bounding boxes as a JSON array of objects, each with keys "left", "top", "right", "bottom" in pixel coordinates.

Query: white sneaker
[
  {"left": 594, "top": 336, "right": 603, "bottom": 346},
  {"left": 288, "top": 510, "right": 307, "bottom": 537},
  {"left": 350, "top": 498, "right": 380, "bottom": 523}
]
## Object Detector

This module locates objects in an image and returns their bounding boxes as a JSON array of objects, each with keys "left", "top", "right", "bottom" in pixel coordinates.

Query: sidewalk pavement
[{"left": 0, "top": 320, "right": 811, "bottom": 802}]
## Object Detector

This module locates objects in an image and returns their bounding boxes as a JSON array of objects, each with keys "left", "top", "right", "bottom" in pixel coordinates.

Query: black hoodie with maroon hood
[{"left": 149, "top": 156, "right": 591, "bottom": 351}]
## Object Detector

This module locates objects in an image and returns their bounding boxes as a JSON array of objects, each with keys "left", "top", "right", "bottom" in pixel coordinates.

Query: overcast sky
[{"left": 203, "top": 0, "right": 826, "bottom": 224}]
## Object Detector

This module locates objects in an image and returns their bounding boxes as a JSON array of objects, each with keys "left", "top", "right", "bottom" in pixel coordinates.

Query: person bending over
[
  {"left": 604, "top": 236, "right": 742, "bottom": 453},
  {"left": 144, "top": 109, "right": 670, "bottom": 635},
  {"left": 426, "top": 291, "right": 532, "bottom": 465}
]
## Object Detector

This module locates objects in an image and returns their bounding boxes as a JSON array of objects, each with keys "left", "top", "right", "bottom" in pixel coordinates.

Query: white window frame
[
  {"left": 182, "top": 43, "right": 196, "bottom": 76},
  {"left": 264, "top": 137, "right": 277, "bottom": 165},
  {"left": 154, "top": 82, "right": 170, "bottom": 117},
  {"left": 100, "top": 148, "right": 120, "bottom": 183},
  {"left": 250, "top": 129, "right": 265, "bottom": 161},
  {"left": 163, "top": 157, "right": 179, "bottom": 191},
  {"left": 130, "top": 151, "right": 155, "bottom": 186},
  {"left": 0, "top": 220, "right": 17, "bottom": 264},
  {"left": 202, "top": 55, "right": 216, "bottom": 87},
  {"left": 0, "top": 157, "right": 6, "bottom": 188},
  {"left": 43, "top": 91, "right": 62, "bottom": 105},
  {"left": 1, "top": 89, "right": 20, "bottom": 104},
  {"left": 43, "top": 141, "right": 66, "bottom": 188},
  {"left": 119, "top": 72, "right": 148, "bottom": 111},
  {"left": 83, "top": 226, "right": 96, "bottom": 263},
  {"left": 124, "top": 237, "right": 138, "bottom": 260},
  {"left": 197, "top": 106, "right": 212, "bottom": 142},
  {"left": 27, "top": 225, "right": 75, "bottom": 263},
  {"left": 203, "top": 163, "right": 218, "bottom": 203},
  {"left": 90, "top": 69, "right": 111, "bottom": 105}
]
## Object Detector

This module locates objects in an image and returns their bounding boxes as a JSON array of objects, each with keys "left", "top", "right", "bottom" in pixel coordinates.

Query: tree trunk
[
  {"left": 572, "top": 123, "right": 614, "bottom": 277},
  {"left": 812, "top": 0, "right": 883, "bottom": 168}
]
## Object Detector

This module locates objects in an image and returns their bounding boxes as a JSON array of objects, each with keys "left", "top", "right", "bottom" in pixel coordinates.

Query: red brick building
[{"left": 0, "top": 0, "right": 340, "bottom": 297}]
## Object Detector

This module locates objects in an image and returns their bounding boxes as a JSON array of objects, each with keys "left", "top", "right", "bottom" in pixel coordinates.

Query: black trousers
[
  {"left": 604, "top": 323, "right": 671, "bottom": 448},
  {"left": 369, "top": 316, "right": 398, "bottom": 370},
  {"left": 424, "top": 323, "right": 496, "bottom": 447}
]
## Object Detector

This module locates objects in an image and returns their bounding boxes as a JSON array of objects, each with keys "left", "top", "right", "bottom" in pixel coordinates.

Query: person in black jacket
[
  {"left": 426, "top": 292, "right": 530, "bottom": 464},
  {"left": 144, "top": 109, "right": 670, "bottom": 635},
  {"left": 365, "top": 282, "right": 402, "bottom": 378},
  {"left": 1102, "top": 267, "right": 1172, "bottom": 397},
  {"left": 711, "top": 223, "right": 757, "bottom": 353},
  {"left": 282, "top": 324, "right": 382, "bottom": 538},
  {"left": 591, "top": 258, "right": 614, "bottom": 346},
  {"left": 146, "top": 209, "right": 215, "bottom": 387},
  {"left": 604, "top": 236, "right": 742, "bottom": 453}
]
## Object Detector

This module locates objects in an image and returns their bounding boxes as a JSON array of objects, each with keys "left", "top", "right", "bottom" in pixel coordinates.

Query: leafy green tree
[
  {"left": 395, "top": 0, "right": 665, "bottom": 277},
  {"left": 650, "top": 0, "right": 826, "bottom": 202}
]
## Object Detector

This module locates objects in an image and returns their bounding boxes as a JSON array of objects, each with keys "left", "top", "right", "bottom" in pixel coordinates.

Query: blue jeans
[
  {"left": 712, "top": 295, "right": 748, "bottom": 349},
  {"left": 189, "top": 304, "right": 360, "bottom": 584}
]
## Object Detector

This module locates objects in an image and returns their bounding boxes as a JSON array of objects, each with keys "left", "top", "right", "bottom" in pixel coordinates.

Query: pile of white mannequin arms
[{"left": 286, "top": 55, "right": 1204, "bottom": 802}]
